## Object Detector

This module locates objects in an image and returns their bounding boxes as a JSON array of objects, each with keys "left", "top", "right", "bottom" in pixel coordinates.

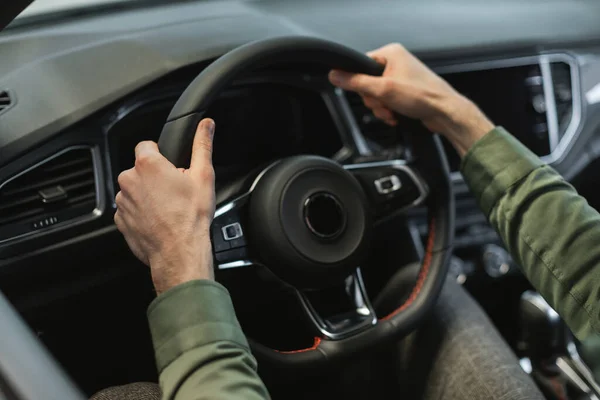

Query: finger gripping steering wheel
[{"left": 158, "top": 36, "right": 454, "bottom": 367}]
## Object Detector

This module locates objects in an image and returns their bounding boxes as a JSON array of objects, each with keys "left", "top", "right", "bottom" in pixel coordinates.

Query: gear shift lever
[
  {"left": 519, "top": 290, "right": 565, "bottom": 362},
  {"left": 519, "top": 291, "right": 600, "bottom": 399}
]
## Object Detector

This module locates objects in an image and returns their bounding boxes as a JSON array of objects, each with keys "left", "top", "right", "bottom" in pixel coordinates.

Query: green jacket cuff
[
  {"left": 460, "top": 126, "right": 545, "bottom": 217},
  {"left": 147, "top": 280, "right": 249, "bottom": 373}
]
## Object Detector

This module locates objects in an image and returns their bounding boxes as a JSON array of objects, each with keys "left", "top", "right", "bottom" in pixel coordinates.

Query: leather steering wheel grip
[
  {"left": 157, "top": 36, "right": 383, "bottom": 168},
  {"left": 157, "top": 35, "right": 454, "bottom": 367}
]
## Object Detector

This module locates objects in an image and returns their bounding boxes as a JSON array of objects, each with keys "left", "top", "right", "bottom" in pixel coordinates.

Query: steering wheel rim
[{"left": 157, "top": 36, "right": 455, "bottom": 367}]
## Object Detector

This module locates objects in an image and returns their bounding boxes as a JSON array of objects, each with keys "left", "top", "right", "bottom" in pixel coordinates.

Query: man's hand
[
  {"left": 114, "top": 119, "right": 216, "bottom": 294},
  {"left": 329, "top": 43, "right": 494, "bottom": 156}
]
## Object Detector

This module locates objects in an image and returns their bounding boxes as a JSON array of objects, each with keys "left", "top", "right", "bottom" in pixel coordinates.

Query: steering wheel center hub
[
  {"left": 248, "top": 156, "right": 371, "bottom": 288},
  {"left": 303, "top": 192, "right": 346, "bottom": 240}
]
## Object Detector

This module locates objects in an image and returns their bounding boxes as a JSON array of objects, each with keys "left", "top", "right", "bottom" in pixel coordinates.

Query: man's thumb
[{"left": 189, "top": 118, "right": 215, "bottom": 175}]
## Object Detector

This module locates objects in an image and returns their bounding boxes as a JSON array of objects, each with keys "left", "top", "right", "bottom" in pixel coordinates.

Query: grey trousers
[
  {"left": 385, "top": 270, "right": 544, "bottom": 400},
  {"left": 92, "top": 268, "right": 544, "bottom": 400}
]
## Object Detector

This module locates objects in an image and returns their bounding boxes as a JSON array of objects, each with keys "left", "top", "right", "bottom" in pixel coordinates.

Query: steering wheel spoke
[
  {"left": 344, "top": 160, "right": 428, "bottom": 221},
  {"left": 297, "top": 268, "right": 376, "bottom": 340},
  {"left": 212, "top": 193, "right": 256, "bottom": 270}
]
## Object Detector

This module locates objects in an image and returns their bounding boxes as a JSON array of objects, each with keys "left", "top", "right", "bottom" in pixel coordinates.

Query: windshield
[
  {"left": 7, "top": 0, "right": 193, "bottom": 29},
  {"left": 17, "top": 0, "right": 138, "bottom": 19}
]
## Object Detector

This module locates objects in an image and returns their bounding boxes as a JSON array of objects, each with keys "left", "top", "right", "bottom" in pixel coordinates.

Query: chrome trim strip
[
  {"left": 343, "top": 159, "right": 429, "bottom": 209},
  {"left": 520, "top": 291, "right": 561, "bottom": 323},
  {"left": 213, "top": 160, "right": 280, "bottom": 219},
  {"left": 585, "top": 82, "right": 600, "bottom": 104},
  {"left": 543, "top": 53, "right": 583, "bottom": 164},
  {"left": 566, "top": 341, "right": 600, "bottom": 395},
  {"left": 249, "top": 160, "right": 280, "bottom": 192},
  {"left": 0, "top": 146, "right": 105, "bottom": 245},
  {"left": 296, "top": 268, "right": 377, "bottom": 340},
  {"left": 214, "top": 202, "right": 236, "bottom": 219},
  {"left": 344, "top": 159, "right": 407, "bottom": 167},
  {"left": 540, "top": 56, "right": 560, "bottom": 151},
  {"left": 218, "top": 260, "right": 255, "bottom": 270},
  {"left": 556, "top": 357, "right": 597, "bottom": 397}
]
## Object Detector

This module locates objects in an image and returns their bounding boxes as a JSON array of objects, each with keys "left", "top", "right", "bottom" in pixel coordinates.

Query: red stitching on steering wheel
[
  {"left": 275, "top": 337, "right": 322, "bottom": 354},
  {"left": 274, "top": 218, "right": 436, "bottom": 353},
  {"left": 381, "top": 217, "right": 436, "bottom": 321}
]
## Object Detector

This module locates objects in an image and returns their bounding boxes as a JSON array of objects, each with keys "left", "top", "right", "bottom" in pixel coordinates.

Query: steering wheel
[{"left": 157, "top": 36, "right": 454, "bottom": 367}]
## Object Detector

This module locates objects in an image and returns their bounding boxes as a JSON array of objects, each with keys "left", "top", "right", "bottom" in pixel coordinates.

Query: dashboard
[{"left": 2, "top": 0, "right": 600, "bottom": 289}]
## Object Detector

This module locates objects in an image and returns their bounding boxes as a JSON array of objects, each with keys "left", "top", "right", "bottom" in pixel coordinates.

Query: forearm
[
  {"left": 147, "top": 280, "right": 270, "bottom": 400},
  {"left": 461, "top": 128, "right": 600, "bottom": 340},
  {"left": 327, "top": 42, "right": 600, "bottom": 338},
  {"left": 430, "top": 94, "right": 494, "bottom": 157}
]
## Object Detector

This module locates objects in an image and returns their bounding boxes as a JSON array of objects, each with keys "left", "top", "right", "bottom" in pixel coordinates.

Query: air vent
[
  {"left": 0, "top": 147, "right": 98, "bottom": 242},
  {"left": 550, "top": 62, "right": 573, "bottom": 141},
  {"left": 0, "top": 91, "right": 12, "bottom": 115}
]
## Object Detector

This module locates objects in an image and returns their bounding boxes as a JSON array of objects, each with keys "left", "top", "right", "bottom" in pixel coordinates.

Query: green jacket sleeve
[
  {"left": 461, "top": 127, "right": 600, "bottom": 340},
  {"left": 147, "top": 280, "right": 270, "bottom": 400}
]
